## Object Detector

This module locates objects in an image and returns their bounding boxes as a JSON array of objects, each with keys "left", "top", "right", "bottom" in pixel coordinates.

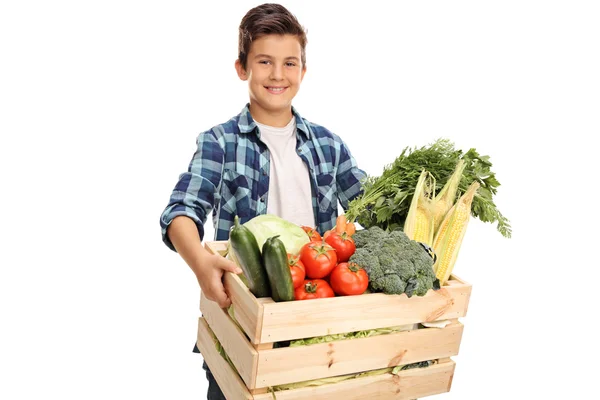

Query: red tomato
[
  {"left": 294, "top": 279, "right": 335, "bottom": 300},
  {"left": 301, "top": 226, "right": 323, "bottom": 242},
  {"left": 325, "top": 232, "right": 356, "bottom": 262},
  {"left": 287, "top": 253, "right": 306, "bottom": 289},
  {"left": 329, "top": 262, "right": 369, "bottom": 296},
  {"left": 299, "top": 241, "right": 338, "bottom": 279}
]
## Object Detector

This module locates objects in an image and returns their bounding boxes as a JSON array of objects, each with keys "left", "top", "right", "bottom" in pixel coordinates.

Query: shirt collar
[{"left": 237, "top": 103, "right": 312, "bottom": 139}]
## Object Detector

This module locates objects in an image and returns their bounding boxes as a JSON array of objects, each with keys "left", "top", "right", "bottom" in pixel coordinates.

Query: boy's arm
[
  {"left": 159, "top": 130, "right": 225, "bottom": 251},
  {"left": 159, "top": 130, "right": 240, "bottom": 307},
  {"left": 335, "top": 139, "right": 367, "bottom": 210}
]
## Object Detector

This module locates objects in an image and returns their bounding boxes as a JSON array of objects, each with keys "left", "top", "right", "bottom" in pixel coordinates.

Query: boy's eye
[
  {"left": 285, "top": 62, "right": 297, "bottom": 67},
  {"left": 259, "top": 60, "right": 271, "bottom": 65}
]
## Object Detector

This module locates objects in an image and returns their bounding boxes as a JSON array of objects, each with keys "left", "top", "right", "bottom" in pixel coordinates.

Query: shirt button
[
  {"left": 262, "top": 169, "right": 267, "bottom": 176},
  {"left": 260, "top": 196, "right": 265, "bottom": 202}
]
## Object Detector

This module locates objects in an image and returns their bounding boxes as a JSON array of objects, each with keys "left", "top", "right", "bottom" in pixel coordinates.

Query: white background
[{"left": 1, "top": 0, "right": 598, "bottom": 398}]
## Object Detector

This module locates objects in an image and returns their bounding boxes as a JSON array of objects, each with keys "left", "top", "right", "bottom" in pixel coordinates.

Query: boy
[{"left": 159, "top": 3, "right": 366, "bottom": 399}]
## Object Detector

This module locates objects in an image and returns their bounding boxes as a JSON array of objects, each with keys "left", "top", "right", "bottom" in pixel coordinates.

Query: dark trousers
[
  {"left": 202, "top": 360, "right": 227, "bottom": 400},
  {"left": 195, "top": 343, "right": 227, "bottom": 400}
]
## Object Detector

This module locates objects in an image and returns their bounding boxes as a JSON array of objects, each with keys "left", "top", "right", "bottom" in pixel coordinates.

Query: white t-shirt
[{"left": 255, "top": 117, "right": 316, "bottom": 228}]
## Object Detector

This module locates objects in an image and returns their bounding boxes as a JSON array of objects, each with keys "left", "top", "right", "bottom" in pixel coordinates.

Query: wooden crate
[{"left": 196, "top": 241, "right": 472, "bottom": 400}]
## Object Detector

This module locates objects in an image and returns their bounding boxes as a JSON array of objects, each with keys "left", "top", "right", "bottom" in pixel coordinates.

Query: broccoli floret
[
  {"left": 352, "top": 225, "right": 387, "bottom": 248},
  {"left": 388, "top": 228, "right": 410, "bottom": 242},
  {"left": 371, "top": 274, "right": 406, "bottom": 295},
  {"left": 395, "top": 258, "right": 417, "bottom": 283},
  {"left": 405, "top": 272, "right": 435, "bottom": 297},
  {"left": 350, "top": 247, "right": 383, "bottom": 282},
  {"left": 349, "top": 226, "right": 436, "bottom": 297}
]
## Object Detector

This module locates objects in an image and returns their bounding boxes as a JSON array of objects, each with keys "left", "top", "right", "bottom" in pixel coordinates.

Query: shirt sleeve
[
  {"left": 335, "top": 138, "right": 367, "bottom": 210},
  {"left": 159, "top": 130, "right": 224, "bottom": 251}
]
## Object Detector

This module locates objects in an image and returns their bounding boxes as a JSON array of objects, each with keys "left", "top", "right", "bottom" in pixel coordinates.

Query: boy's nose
[{"left": 270, "top": 65, "right": 284, "bottom": 80}]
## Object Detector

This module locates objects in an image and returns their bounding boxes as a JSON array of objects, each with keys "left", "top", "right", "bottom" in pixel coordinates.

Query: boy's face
[{"left": 235, "top": 34, "right": 306, "bottom": 124}]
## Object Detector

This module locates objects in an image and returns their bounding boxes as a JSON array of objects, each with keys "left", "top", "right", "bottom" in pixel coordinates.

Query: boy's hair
[{"left": 238, "top": 3, "right": 307, "bottom": 70}]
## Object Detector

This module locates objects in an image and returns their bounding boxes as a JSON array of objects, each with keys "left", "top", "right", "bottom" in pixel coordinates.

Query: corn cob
[
  {"left": 432, "top": 181, "right": 480, "bottom": 285},
  {"left": 404, "top": 170, "right": 436, "bottom": 246},
  {"left": 432, "top": 159, "right": 466, "bottom": 233}
]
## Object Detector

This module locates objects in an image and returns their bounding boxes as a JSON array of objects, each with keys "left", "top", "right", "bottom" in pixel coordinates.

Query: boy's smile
[
  {"left": 235, "top": 34, "right": 306, "bottom": 127},
  {"left": 265, "top": 86, "right": 287, "bottom": 94}
]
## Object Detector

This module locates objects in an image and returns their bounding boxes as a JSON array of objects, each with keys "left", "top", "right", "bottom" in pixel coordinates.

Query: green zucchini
[
  {"left": 262, "top": 235, "right": 295, "bottom": 302},
  {"left": 228, "top": 215, "right": 271, "bottom": 298}
]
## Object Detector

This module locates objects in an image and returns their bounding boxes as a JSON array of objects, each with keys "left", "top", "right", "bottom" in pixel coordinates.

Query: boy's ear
[
  {"left": 301, "top": 65, "right": 307, "bottom": 81},
  {"left": 235, "top": 59, "right": 248, "bottom": 81}
]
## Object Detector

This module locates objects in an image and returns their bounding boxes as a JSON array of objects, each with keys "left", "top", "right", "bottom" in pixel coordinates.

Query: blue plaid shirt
[{"left": 160, "top": 104, "right": 366, "bottom": 251}]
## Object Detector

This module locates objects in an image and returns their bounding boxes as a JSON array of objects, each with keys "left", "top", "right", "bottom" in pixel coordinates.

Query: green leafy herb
[{"left": 346, "top": 138, "right": 511, "bottom": 238}]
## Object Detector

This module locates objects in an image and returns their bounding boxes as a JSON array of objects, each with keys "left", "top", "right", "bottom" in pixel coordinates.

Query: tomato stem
[
  {"left": 348, "top": 262, "right": 362, "bottom": 273},
  {"left": 304, "top": 282, "right": 317, "bottom": 293},
  {"left": 312, "top": 243, "right": 334, "bottom": 259}
]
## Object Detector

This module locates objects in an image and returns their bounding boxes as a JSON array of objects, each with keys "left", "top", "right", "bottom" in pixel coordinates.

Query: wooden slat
[
  {"left": 448, "top": 274, "right": 467, "bottom": 285},
  {"left": 204, "top": 240, "right": 229, "bottom": 256},
  {"left": 459, "top": 279, "right": 472, "bottom": 317},
  {"left": 204, "top": 241, "right": 265, "bottom": 345},
  {"left": 195, "top": 318, "right": 253, "bottom": 400},
  {"left": 200, "top": 292, "right": 258, "bottom": 389},
  {"left": 255, "top": 342, "right": 274, "bottom": 350},
  {"left": 255, "top": 324, "right": 463, "bottom": 388},
  {"left": 253, "top": 360, "right": 456, "bottom": 400},
  {"left": 222, "top": 272, "right": 264, "bottom": 345},
  {"left": 259, "top": 283, "right": 471, "bottom": 343},
  {"left": 251, "top": 388, "right": 268, "bottom": 396},
  {"left": 445, "top": 275, "right": 472, "bottom": 316}
]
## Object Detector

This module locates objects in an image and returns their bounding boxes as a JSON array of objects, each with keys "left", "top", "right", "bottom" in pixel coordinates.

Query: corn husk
[{"left": 403, "top": 170, "right": 436, "bottom": 246}]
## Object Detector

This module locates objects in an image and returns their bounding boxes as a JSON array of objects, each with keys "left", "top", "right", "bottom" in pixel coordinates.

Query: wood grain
[
  {"left": 195, "top": 318, "right": 253, "bottom": 400},
  {"left": 254, "top": 324, "right": 463, "bottom": 388},
  {"left": 252, "top": 360, "right": 456, "bottom": 400},
  {"left": 259, "top": 283, "right": 471, "bottom": 343},
  {"left": 200, "top": 292, "right": 258, "bottom": 388}
]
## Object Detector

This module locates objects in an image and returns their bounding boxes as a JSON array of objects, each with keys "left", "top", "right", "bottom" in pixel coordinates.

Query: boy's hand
[
  {"left": 166, "top": 216, "right": 242, "bottom": 308},
  {"left": 197, "top": 253, "right": 242, "bottom": 308}
]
